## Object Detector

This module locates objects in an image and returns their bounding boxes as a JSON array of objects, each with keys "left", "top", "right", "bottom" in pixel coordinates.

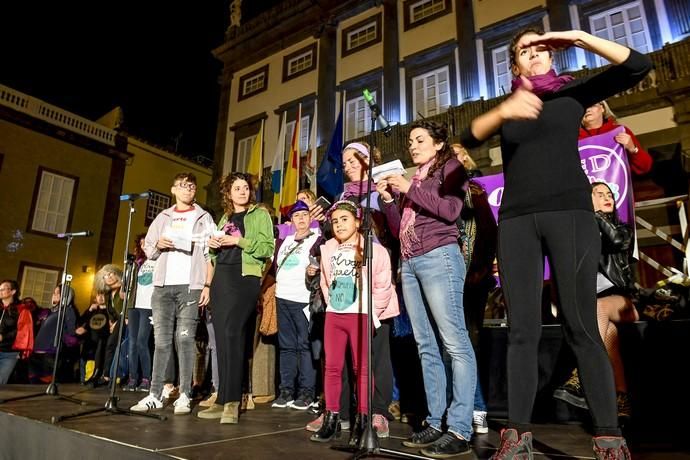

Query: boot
[
  {"left": 490, "top": 428, "right": 533, "bottom": 459},
  {"left": 348, "top": 413, "right": 365, "bottom": 448},
  {"left": 592, "top": 436, "right": 631, "bottom": 460},
  {"left": 220, "top": 401, "right": 240, "bottom": 424},
  {"left": 197, "top": 403, "right": 224, "bottom": 419},
  {"left": 310, "top": 411, "right": 341, "bottom": 442}
]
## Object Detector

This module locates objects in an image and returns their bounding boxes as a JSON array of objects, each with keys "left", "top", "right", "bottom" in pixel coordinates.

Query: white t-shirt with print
[
  {"left": 135, "top": 259, "right": 156, "bottom": 309},
  {"left": 275, "top": 231, "right": 320, "bottom": 303},
  {"left": 163, "top": 206, "right": 199, "bottom": 285}
]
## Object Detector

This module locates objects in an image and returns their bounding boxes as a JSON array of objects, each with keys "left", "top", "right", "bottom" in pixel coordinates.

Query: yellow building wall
[
  {"left": 398, "top": 2, "right": 457, "bottom": 58},
  {"left": 337, "top": 7, "right": 383, "bottom": 83},
  {"left": 111, "top": 138, "right": 213, "bottom": 266},
  {"left": 228, "top": 37, "right": 320, "bottom": 173},
  {"left": 0, "top": 119, "right": 111, "bottom": 311},
  {"left": 617, "top": 107, "right": 677, "bottom": 135},
  {"left": 473, "top": 0, "right": 545, "bottom": 31}
]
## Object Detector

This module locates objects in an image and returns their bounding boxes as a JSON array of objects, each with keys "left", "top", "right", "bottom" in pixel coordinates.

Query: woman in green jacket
[{"left": 197, "top": 172, "right": 274, "bottom": 424}]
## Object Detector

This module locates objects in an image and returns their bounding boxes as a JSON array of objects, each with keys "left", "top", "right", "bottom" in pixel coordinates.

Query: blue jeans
[
  {"left": 127, "top": 308, "right": 152, "bottom": 382},
  {"left": 0, "top": 351, "right": 19, "bottom": 384},
  {"left": 150, "top": 285, "right": 200, "bottom": 398},
  {"left": 401, "top": 243, "right": 476, "bottom": 440},
  {"left": 276, "top": 297, "right": 315, "bottom": 396}
]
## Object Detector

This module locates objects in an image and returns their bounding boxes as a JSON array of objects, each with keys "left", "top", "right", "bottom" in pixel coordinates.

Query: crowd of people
[{"left": 0, "top": 28, "right": 654, "bottom": 460}]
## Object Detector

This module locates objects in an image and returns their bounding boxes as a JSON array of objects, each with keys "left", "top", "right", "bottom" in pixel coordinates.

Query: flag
[
  {"left": 246, "top": 120, "right": 264, "bottom": 201},
  {"left": 272, "top": 112, "right": 287, "bottom": 214},
  {"left": 280, "top": 104, "right": 301, "bottom": 215},
  {"left": 306, "top": 100, "right": 318, "bottom": 194},
  {"left": 317, "top": 108, "right": 344, "bottom": 199},
  {"left": 246, "top": 120, "right": 264, "bottom": 180}
]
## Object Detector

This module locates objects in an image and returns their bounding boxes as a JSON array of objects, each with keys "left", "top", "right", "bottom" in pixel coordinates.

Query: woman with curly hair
[
  {"left": 378, "top": 120, "right": 475, "bottom": 457},
  {"left": 197, "top": 172, "right": 274, "bottom": 424}
]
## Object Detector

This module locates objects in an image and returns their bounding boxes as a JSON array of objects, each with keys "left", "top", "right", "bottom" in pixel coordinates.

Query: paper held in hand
[{"left": 372, "top": 159, "right": 406, "bottom": 183}]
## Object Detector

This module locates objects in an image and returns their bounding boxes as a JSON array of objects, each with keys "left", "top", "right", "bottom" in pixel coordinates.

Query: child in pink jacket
[{"left": 310, "top": 200, "right": 398, "bottom": 444}]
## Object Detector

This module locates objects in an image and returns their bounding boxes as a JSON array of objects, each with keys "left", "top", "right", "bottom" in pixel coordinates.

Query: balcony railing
[
  {"left": 341, "top": 37, "right": 690, "bottom": 167},
  {"left": 0, "top": 84, "right": 117, "bottom": 146}
]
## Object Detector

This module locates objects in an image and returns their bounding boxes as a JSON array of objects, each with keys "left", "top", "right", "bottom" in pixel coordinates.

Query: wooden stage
[{"left": 0, "top": 384, "right": 688, "bottom": 459}]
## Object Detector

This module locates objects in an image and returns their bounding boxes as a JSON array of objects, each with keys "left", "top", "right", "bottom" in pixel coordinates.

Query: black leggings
[
  {"left": 498, "top": 210, "right": 620, "bottom": 437},
  {"left": 210, "top": 264, "right": 261, "bottom": 404}
]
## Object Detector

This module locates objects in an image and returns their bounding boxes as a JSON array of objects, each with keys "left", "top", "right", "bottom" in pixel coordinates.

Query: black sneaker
[
  {"left": 272, "top": 389, "right": 294, "bottom": 408},
  {"left": 402, "top": 425, "right": 443, "bottom": 448},
  {"left": 421, "top": 433, "right": 472, "bottom": 458},
  {"left": 553, "top": 369, "right": 588, "bottom": 410}
]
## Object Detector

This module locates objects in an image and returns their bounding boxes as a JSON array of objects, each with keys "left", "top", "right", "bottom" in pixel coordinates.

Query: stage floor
[{"left": 0, "top": 384, "right": 688, "bottom": 460}]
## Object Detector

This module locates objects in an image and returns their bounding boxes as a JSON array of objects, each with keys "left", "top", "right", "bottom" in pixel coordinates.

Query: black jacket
[{"left": 596, "top": 211, "right": 634, "bottom": 291}]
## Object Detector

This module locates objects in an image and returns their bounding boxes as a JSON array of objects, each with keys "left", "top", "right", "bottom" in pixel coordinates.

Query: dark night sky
[{"left": 0, "top": 1, "right": 274, "bottom": 162}]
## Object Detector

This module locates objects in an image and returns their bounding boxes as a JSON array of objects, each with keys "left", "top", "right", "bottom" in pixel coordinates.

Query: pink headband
[{"left": 344, "top": 142, "right": 369, "bottom": 159}]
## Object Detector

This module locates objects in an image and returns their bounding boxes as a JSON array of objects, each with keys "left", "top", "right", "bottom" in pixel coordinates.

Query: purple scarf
[
  {"left": 510, "top": 69, "right": 574, "bottom": 96},
  {"left": 341, "top": 180, "right": 373, "bottom": 200},
  {"left": 399, "top": 159, "right": 435, "bottom": 259}
]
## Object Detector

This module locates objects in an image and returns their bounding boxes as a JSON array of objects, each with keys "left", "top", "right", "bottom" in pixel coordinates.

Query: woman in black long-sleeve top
[{"left": 461, "top": 28, "right": 651, "bottom": 459}]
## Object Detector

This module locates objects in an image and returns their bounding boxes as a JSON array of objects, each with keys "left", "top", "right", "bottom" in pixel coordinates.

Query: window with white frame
[
  {"left": 236, "top": 134, "right": 257, "bottom": 172},
  {"left": 238, "top": 65, "right": 269, "bottom": 100},
  {"left": 145, "top": 191, "right": 170, "bottom": 226},
  {"left": 589, "top": 1, "right": 651, "bottom": 66},
  {"left": 243, "top": 74, "right": 265, "bottom": 96},
  {"left": 347, "top": 21, "right": 377, "bottom": 51},
  {"left": 410, "top": 0, "right": 445, "bottom": 24},
  {"left": 412, "top": 67, "right": 450, "bottom": 118},
  {"left": 345, "top": 93, "right": 375, "bottom": 141},
  {"left": 284, "top": 115, "right": 310, "bottom": 156},
  {"left": 21, "top": 265, "right": 60, "bottom": 307},
  {"left": 287, "top": 51, "right": 313, "bottom": 77},
  {"left": 492, "top": 45, "right": 512, "bottom": 96},
  {"left": 30, "top": 169, "right": 76, "bottom": 235}
]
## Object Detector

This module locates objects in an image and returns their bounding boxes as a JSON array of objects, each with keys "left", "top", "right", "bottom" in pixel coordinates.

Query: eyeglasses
[{"left": 176, "top": 183, "right": 197, "bottom": 191}]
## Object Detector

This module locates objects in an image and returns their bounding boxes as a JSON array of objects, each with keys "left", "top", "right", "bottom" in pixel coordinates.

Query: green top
[{"left": 211, "top": 204, "right": 275, "bottom": 277}]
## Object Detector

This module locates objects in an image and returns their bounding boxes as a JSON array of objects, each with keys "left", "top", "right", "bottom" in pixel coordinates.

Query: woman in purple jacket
[{"left": 377, "top": 120, "right": 475, "bottom": 458}]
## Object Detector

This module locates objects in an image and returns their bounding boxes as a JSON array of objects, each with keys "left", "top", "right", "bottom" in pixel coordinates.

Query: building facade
[
  {"left": 213, "top": 0, "right": 690, "bottom": 284},
  {"left": 0, "top": 84, "right": 212, "bottom": 310}
]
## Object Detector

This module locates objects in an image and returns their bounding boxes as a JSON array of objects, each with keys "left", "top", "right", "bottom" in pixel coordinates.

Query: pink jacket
[{"left": 319, "top": 236, "right": 399, "bottom": 321}]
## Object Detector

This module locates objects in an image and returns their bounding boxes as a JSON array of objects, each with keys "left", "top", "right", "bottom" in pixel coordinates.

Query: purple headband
[{"left": 344, "top": 142, "right": 369, "bottom": 159}]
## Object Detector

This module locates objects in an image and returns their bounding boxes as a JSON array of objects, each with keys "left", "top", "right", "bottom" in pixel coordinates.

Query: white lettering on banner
[{"left": 487, "top": 186, "right": 504, "bottom": 208}]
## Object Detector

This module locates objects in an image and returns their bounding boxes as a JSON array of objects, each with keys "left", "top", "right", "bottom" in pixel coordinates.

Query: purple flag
[{"left": 473, "top": 126, "right": 635, "bottom": 280}]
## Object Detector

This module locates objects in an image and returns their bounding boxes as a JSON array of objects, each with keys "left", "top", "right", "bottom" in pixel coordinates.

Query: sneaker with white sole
[
  {"left": 373, "top": 414, "right": 390, "bottom": 438},
  {"left": 473, "top": 410, "right": 488, "bottom": 434},
  {"left": 272, "top": 389, "right": 294, "bottom": 408},
  {"left": 173, "top": 393, "right": 191, "bottom": 415},
  {"left": 130, "top": 394, "right": 163, "bottom": 412}
]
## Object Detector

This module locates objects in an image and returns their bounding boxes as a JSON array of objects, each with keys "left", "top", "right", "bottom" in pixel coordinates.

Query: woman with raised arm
[{"left": 461, "top": 28, "right": 651, "bottom": 459}]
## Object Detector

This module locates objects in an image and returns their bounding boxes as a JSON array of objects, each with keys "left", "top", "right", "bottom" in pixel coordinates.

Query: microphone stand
[
  {"left": 52, "top": 199, "right": 166, "bottom": 423},
  {"left": 332, "top": 104, "right": 427, "bottom": 460},
  {"left": 0, "top": 236, "right": 86, "bottom": 406}
]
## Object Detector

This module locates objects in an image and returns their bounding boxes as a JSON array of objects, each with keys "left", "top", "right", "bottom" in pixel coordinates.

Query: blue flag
[{"left": 317, "top": 110, "right": 344, "bottom": 199}]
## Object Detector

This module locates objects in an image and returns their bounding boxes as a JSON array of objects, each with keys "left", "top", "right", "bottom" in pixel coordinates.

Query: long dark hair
[
  {"left": 134, "top": 233, "right": 147, "bottom": 266},
  {"left": 220, "top": 172, "right": 256, "bottom": 215},
  {"left": 409, "top": 120, "right": 455, "bottom": 179},
  {"left": 591, "top": 181, "right": 620, "bottom": 222}
]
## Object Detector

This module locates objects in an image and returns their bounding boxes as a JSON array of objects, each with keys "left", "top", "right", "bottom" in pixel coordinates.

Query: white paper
[{"left": 372, "top": 159, "right": 406, "bottom": 183}]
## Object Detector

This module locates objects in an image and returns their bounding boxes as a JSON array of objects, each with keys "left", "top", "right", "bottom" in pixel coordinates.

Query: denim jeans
[
  {"left": 0, "top": 351, "right": 19, "bottom": 384},
  {"left": 276, "top": 297, "right": 315, "bottom": 397},
  {"left": 150, "top": 285, "right": 200, "bottom": 398},
  {"left": 401, "top": 243, "right": 476, "bottom": 440},
  {"left": 127, "top": 308, "right": 152, "bottom": 383}
]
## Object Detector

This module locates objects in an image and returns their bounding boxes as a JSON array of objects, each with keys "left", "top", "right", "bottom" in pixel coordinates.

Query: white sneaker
[
  {"left": 173, "top": 393, "right": 191, "bottom": 415},
  {"left": 472, "top": 410, "right": 488, "bottom": 434},
  {"left": 130, "top": 394, "right": 163, "bottom": 412}
]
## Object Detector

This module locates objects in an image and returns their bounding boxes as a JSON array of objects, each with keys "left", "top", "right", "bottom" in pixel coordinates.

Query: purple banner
[{"left": 474, "top": 126, "right": 635, "bottom": 279}]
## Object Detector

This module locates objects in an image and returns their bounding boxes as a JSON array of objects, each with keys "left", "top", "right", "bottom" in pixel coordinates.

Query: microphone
[
  {"left": 120, "top": 191, "right": 150, "bottom": 201},
  {"left": 362, "top": 89, "right": 392, "bottom": 136},
  {"left": 57, "top": 231, "right": 93, "bottom": 238}
]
